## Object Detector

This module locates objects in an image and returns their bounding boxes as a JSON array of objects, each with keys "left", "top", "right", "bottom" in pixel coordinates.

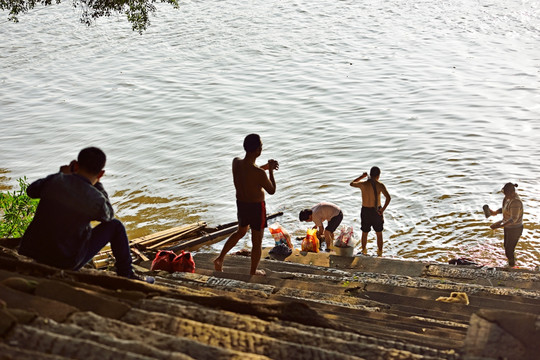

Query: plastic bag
[
  {"left": 269, "top": 243, "right": 292, "bottom": 260},
  {"left": 269, "top": 222, "right": 291, "bottom": 247},
  {"left": 301, "top": 228, "right": 320, "bottom": 253},
  {"left": 335, "top": 226, "right": 354, "bottom": 248},
  {"left": 172, "top": 250, "right": 196, "bottom": 273},
  {"left": 150, "top": 250, "right": 176, "bottom": 273},
  {"left": 151, "top": 250, "right": 196, "bottom": 273}
]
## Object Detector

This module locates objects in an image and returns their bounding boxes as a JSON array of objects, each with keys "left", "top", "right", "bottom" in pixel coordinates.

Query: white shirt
[{"left": 311, "top": 202, "right": 341, "bottom": 228}]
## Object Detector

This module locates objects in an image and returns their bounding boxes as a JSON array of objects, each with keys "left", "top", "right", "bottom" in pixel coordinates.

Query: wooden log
[
  {"left": 131, "top": 247, "right": 149, "bottom": 262},
  {"left": 129, "top": 221, "right": 206, "bottom": 247},
  {"left": 94, "top": 223, "right": 203, "bottom": 264},
  {"left": 146, "top": 226, "right": 203, "bottom": 250},
  {"left": 165, "top": 211, "right": 283, "bottom": 252},
  {"left": 138, "top": 223, "right": 204, "bottom": 247},
  {"left": 165, "top": 225, "right": 236, "bottom": 252}
]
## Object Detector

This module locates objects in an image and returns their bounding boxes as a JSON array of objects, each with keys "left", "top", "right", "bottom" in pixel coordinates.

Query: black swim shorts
[
  {"left": 237, "top": 201, "right": 267, "bottom": 231},
  {"left": 326, "top": 211, "right": 343, "bottom": 233},
  {"left": 360, "top": 207, "right": 384, "bottom": 233}
]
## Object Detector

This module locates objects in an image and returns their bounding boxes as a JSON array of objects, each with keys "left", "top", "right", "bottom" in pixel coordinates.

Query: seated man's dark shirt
[{"left": 19, "top": 173, "right": 114, "bottom": 269}]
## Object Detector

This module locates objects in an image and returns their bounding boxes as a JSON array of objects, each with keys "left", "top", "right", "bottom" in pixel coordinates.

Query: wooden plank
[
  {"left": 165, "top": 211, "right": 283, "bottom": 252},
  {"left": 146, "top": 226, "right": 203, "bottom": 249},
  {"left": 93, "top": 223, "right": 205, "bottom": 264},
  {"left": 134, "top": 222, "right": 206, "bottom": 246},
  {"left": 131, "top": 247, "right": 149, "bottom": 261},
  {"left": 166, "top": 225, "right": 237, "bottom": 252},
  {"left": 129, "top": 221, "right": 206, "bottom": 246}
]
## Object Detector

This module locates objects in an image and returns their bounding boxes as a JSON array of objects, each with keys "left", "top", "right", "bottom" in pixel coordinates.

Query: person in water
[
  {"left": 19, "top": 147, "right": 151, "bottom": 282},
  {"left": 213, "top": 134, "right": 279, "bottom": 276},
  {"left": 350, "top": 166, "right": 391, "bottom": 257},
  {"left": 487, "top": 182, "right": 524, "bottom": 267}
]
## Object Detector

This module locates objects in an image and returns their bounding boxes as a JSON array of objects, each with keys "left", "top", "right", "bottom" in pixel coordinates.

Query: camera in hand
[{"left": 482, "top": 204, "right": 490, "bottom": 218}]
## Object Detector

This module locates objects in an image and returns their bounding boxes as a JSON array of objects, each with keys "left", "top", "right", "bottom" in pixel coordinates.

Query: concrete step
[
  {"left": 2, "top": 245, "right": 538, "bottom": 359},
  {"left": 66, "top": 310, "right": 268, "bottom": 360},
  {"left": 122, "top": 306, "right": 365, "bottom": 360},
  {"left": 191, "top": 253, "right": 540, "bottom": 314},
  {"left": 137, "top": 297, "right": 458, "bottom": 360},
  {"left": 0, "top": 342, "right": 70, "bottom": 360},
  {"left": 5, "top": 323, "right": 159, "bottom": 360},
  {"left": 160, "top": 269, "right": 467, "bottom": 351}
]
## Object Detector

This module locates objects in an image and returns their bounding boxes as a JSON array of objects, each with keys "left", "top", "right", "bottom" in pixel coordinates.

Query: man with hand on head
[
  {"left": 19, "top": 147, "right": 151, "bottom": 282},
  {"left": 350, "top": 166, "right": 391, "bottom": 257}
]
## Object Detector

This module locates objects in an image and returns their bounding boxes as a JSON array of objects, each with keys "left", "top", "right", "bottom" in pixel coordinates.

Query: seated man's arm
[
  {"left": 93, "top": 182, "right": 115, "bottom": 221},
  {"left": 26, "top": 175, "right": 54, "bottom": 198}
]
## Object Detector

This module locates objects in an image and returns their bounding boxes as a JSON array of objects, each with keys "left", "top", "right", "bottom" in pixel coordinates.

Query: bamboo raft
[{"left": 92, "top": 211, "right": 283, "bottom": 269}]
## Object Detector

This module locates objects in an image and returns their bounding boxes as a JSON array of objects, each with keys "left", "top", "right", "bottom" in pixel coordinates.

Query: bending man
[{"left": 299, "top": 202, "right": 343, "bottom": 251}]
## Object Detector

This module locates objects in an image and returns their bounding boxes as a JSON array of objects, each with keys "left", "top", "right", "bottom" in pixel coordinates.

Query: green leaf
[{"left": 0, "top": 177, "right": 38, "bottom": 238}]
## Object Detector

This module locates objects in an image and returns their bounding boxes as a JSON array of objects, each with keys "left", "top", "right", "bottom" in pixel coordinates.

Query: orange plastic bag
[{"left": 301, "top": 228, "right": 320, "bottom": 253}]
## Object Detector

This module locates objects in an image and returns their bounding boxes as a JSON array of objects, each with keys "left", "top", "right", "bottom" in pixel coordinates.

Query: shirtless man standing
[
  {"left": 214, "top": 134, "right": 279, "bottom": 275},
  {"left": 350, "top": 166, "right": 391, "bottom": 257}
]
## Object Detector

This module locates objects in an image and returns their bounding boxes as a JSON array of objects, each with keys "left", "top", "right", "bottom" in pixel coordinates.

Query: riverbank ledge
[{"left": 0, "top": 243, "right": 538, "bottom": 360}]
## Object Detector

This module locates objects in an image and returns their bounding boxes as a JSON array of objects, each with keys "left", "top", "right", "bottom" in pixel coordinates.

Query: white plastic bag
[{"left": 335, "top": 226, "right": 354, "bottom": 248}]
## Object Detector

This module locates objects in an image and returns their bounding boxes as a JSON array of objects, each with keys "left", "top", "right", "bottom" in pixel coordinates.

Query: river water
[{"left": 1, "top": 0, "right": 539, "bottom": 268}]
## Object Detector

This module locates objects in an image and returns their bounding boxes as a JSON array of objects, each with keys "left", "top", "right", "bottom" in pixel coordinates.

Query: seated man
[
  {"left": 299, "top": 202, "right": 343, "bottom": 251},
  {"left": 18, "top": 147, "right": 151, "bottom": 282}
]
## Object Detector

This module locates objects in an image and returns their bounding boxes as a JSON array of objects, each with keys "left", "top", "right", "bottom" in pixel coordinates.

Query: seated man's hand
[{"left": 59, "top": 160, "right": 77, "bottom": 174}]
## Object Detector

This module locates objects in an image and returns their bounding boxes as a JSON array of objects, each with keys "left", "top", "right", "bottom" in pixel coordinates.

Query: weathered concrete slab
[
  {"left": 0, "top": 342, "right": 69, "bottom": 360},
  {"left": 2, "top": 243, "right": 540, "bottom": 360},
  {"left": 464, "top": 309, "right": 540, "bottom": 360},
  {"left": 0, "top": 284, "right": 77, "bottom": 322},
  {"left": 67, "top": 311, "right": 264, "bottom": 360},
  {"left": 35, "top": 280, "right": 131, "bottom": 319}
]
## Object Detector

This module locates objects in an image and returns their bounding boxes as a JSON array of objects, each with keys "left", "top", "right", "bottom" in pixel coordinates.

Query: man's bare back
[{"left": 233, "top": 157, "right": 275, "bottom": 202}]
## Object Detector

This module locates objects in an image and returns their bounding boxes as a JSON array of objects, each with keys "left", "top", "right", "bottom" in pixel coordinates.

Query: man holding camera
[
  {"left": 19, "top": 147, "right": 148, "bottom": 282},
  {"left": 350, "top": 166, "right": 391, "bottom": 257},
  {"left": 213, "top": 134, "right": 279, "bottom": 276}
]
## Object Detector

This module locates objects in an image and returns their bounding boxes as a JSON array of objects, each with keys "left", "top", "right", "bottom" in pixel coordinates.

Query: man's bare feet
[
  {"left": 251, "top": 269, "right": 266, "bottom": 276},
  {"left": 213, "top": 257, "right": 223, "bottom": 272}
]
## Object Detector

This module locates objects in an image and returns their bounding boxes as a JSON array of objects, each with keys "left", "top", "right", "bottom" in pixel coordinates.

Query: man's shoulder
[
  {"left": 376, "top": 181, "right": 389, "bottom": 194},
  {"left": 40, "top": 172, "right": 62, "bottom": 182},
  {"left": 37, "top": 172, "right": 67, "bottom": 189},
  {"left": 355, "top": 181, "right": 370, "bottom": 189},
  {"left": 510, "top": 197, "right": 523, "bottom": 206},
  {"left": 59, "top": 174, "right": 104, "bottom": 197}
]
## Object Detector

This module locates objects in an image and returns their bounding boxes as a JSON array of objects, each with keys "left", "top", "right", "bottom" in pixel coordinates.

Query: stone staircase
[{"left": 0, "top": 245, "right": 539, "bottom": 359}]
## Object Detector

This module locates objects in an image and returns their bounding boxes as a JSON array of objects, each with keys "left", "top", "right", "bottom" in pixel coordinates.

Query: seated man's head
[
  {"left": 299, "top": 209, "right": 313, "bottom": 222},
  {"left": 77, "top": 147, "right": 106, "bottom": 183}
]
